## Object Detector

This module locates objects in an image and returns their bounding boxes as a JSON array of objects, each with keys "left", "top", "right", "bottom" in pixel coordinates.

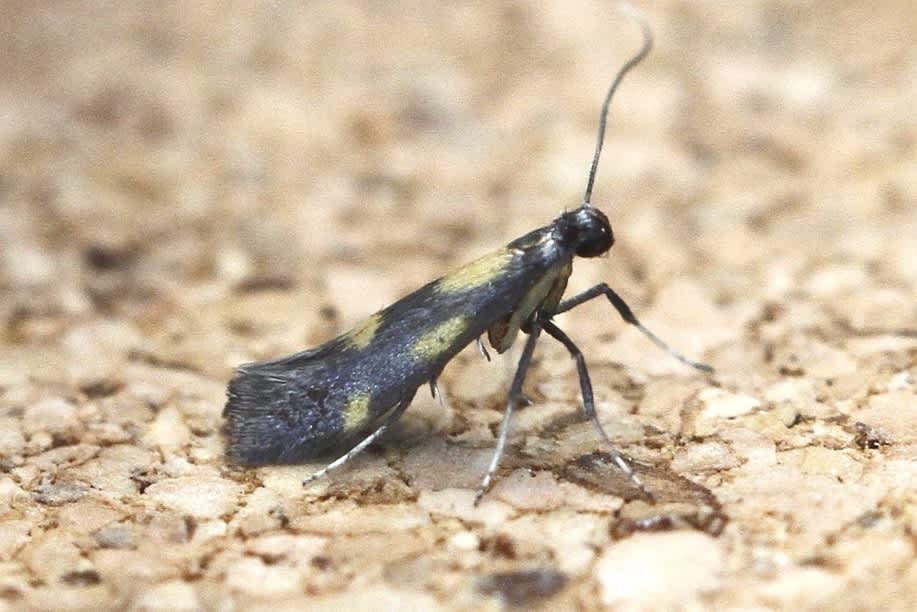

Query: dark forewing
[{"left": 224, "top": 235, "right": 568, "bottom": 465}]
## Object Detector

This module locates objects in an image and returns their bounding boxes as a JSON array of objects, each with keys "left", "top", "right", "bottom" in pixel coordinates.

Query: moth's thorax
[{"left": 553, "top": 205, "right": 614, "bottom": 258}]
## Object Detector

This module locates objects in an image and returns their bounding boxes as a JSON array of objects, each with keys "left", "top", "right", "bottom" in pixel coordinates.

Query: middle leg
[{"left": 542, "top": 319, "right": 652, "bottom": 500}]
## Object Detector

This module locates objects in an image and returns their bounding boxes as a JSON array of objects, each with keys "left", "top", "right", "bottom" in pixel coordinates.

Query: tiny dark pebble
[
  {"left": 478, "top": 569, "right": 568, "bottom": 606},
  {"left": 478, "top": 533, "right": 516, "bottom": 559},
  {"left": 853, "top": 421, "right": 889, "bottom": 450},
  {"left": 32, "top": 481, "right": 88, "bottom": 506},
  {"left": 311, "top": 555, "right": 332, "bottom": 570},
  {"left": 61, "top": 569, "right": 102, "bottom": 586}
]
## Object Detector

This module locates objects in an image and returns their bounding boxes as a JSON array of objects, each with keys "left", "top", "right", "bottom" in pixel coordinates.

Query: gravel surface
[{"left": 2, "top": 1, "right": 915, "bottom": 610}]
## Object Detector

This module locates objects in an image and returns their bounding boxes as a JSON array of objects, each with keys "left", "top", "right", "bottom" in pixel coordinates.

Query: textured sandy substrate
[{"left": 1, "top": 1, "right": 915, "bottom": 610}]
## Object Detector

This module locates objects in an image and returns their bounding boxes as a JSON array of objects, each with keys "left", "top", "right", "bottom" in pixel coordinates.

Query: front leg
[
  {"left": 555, "top": 283, "right": 713, "bottom": 373},
  {"left": 542, "top": 320, "right": 652, "bottom": 501}
]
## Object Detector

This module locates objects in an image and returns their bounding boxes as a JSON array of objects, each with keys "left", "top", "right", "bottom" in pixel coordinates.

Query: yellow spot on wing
[
  {"left": 435, "top": 248, "right": 515, "bottom": 293},
  {"left": 411, "top": 315, "right": 470, "bottom": 360},
  {"left": 346, "top": 313, "right": 382, "bottom": 349},
  {"left": 343, "top": 391, "right": 371, "bottom": 432}
]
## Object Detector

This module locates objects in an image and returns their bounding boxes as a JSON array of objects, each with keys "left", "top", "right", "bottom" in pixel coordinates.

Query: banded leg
[
  {"left": 302, "top": 400, "right": 410, "bottom": 486},
  {"left": 429, "top": 379, "right": 446, "bottom": 410},
  {"left": 476, "top": 336, "right": 492, "bottom": 362},
  {"left": 474, "top": 324, "right": 542, "bottom": 505},
  {"left": 555, "top": 283, "right": 713, "bottom": 373},
  {"left": 542, "top": 320, "right": 652, "bottom": 500}
]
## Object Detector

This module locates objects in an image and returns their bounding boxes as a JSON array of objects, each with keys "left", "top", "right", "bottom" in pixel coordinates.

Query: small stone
[
  {"left": 448, "top": 530, "right": 480, "bottom": 552},
  {"left": 20, "top": 529, "right": 83, "bottom": 582},
  {"left": 501, "top": 511, "right": 608, "bottom": 575},
  {"left": 886, "top": 370, "right": 915, "bottom": 392},
  {"left": 671, "top": 441, "right": 740, "bottom": 472},
  {"left": 130, "top": 580, "right": 203, "bottom": 612},
  {"left": 224, "top": 556, "right": 302, "bottom": 598},
  {"left": 191, "top": 520, "right": 227, "bottom": 544},
  {"left": 688, "top": 388, "right": 762, "bottom": 436},
  {"left": 144, "top": 476, "right": 243, "bottom": 520},
  {"left": 0, "top": 417, "right": 25, "bottom": 457},
  {"left": 142, "top": 405, "right": 191, "bottom": 452},
  {"left": 798, "top": 447, "right": 864, "bottom": 481},
  {"left": 93, "top": 548, "right": 181, "bottom": 591},
  {"left": 32, "top": 481, "right": 88, "bottom": 506},
  {"left": 22, "top": 397, "right": 80, "bottom": 438},
  {"left": 765, "top": 379, "right": 817, "bottom": 411},
  {"left": 290, "top": 502, "right": 430, "bottom": 535},
  {"left": 478, "top": 569, "right": 568, "bottom": 606},
  {"left": 491, "top": 469, "right": 625, "bottom": 513},
  {"left": 595, "top": 531, "right": 723, "bottom": 607},
  {"left": 0, "top": 520, "right": 31, "bottom": 561},
  {"left": 230, "top": 486, "right": 287, "bottom": 537},
  {"left": 93, "top": 522, "right": 136, "bottom": 549},
  {"left": 774, "top": 401, "right": 801, "bottom": 427},
  {"left": 699, "top": 388, "right": 761, "bottom": 419},
  {"left": 245, "top": 533, "right": 326, "bottom": 563},
  {"left": 416, "top": 488, "right": 514, "bottom": 527},
  {"left": 0, "top": 477, "right": 27, "bottom": 507},
  {"left": 400, "top": 438, "right": 494, "bottom": 491},
  {"left": 69, "top": 444, "right": 159, "bottom": 498},
  {"left": 719, "top": 427, "right": 777, "bottom": 467},
  {"left": 56, "top": 499, "right": 124, "bottom": 534}
]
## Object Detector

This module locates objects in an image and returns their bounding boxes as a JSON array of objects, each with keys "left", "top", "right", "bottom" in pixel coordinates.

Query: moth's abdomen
[{"left": 225, "top": 365, "right": 348, "bottom": 465}]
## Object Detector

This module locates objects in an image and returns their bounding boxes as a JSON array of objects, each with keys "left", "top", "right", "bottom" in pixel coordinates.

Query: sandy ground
[{"left": 1, "top": 1, "right": 916, "bottom": 610}]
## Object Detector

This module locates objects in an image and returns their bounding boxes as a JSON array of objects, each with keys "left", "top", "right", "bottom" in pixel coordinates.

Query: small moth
[{"left": 224, "top": 10, "right": 711, "bottom": 502}]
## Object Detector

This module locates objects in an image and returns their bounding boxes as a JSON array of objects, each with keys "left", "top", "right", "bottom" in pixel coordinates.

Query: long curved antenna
[{"left": 583, "top": 3, "right": 654, "bottom": 206}]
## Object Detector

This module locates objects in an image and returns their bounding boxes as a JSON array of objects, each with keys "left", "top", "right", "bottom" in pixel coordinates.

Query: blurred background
[
  {"left": 0, "top": 2, "right": 916, "bottom": 608},
  {"left": 2, "top": 0, "right": 915, "bottom": 383}
]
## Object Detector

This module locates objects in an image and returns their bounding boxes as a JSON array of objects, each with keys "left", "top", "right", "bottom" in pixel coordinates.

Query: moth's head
[{"left": 557, "top": 205, "right": 614, "bottom": 258}]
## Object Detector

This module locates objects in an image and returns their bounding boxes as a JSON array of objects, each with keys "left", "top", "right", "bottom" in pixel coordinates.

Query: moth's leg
[
  {"left": 542, "top": 320, "right": 652, "bottom": 501},
  {"left": 302, "top": 400, "right": 410, "bottom": 486},
  {"left": 555, "top": 283, "right": 713, "bottom": 373},
  {"left": 476, "top": 336, "right": 492, "bottom": 362},
  {"left": 474, "top": 324, "right": 542, "bottom": 505},
  {"left": 429, "top": 378, "right": 446, "bottom": 410}
]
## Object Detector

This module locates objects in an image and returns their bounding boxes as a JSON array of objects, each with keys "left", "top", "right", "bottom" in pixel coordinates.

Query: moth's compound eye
[{"left": 570, "top": 207, "right": 614, "bottom": 258}]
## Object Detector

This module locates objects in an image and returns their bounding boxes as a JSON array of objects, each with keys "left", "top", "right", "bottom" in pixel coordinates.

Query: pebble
[
  {"left": 595, "top": 531, "right": 723, "bottom": 608},
  {"left": 798, "top": 447, "right": 864, "bottom": 481},
  {"left": 0, "top": 417, "right": 25, "bottom": 457},
  {"left": 687, "top": 388, "right": 762, "bottom": 437},
  {"left": 56, "top": 499, "right": 125, "bottom": 534},
  {"left": 245, "top": 533, "right": 327, "bottom": 564},
  {"left": 130, "top": 580, "right": 203, "bottom": 612},
  {"left": 0, "top": 520, "right": 31, "bottom": 561},
  {"left": 142, "top": 405, "right": 192, "bottom": 453},
  {"left": 671, "top": 440, "right": 740, "bottom": 472},
  {"left": 490, "top": 468, "right": 625, "bottom": 513},
  {"left": 32, "top": 481, "right": 89, "bottom": 506},
  {"left": 144, "top": 476, "right": 243, "bottom": 520},
  {"left": 94, "top": 522, "right": 136, "bottom": 550},
  {"left": 224, "top": 556, "right": 303, "bottom": 598},
  {"left": 22, "top": 397, "right": 80, "bottom": 438},
  {"left": 290, "top": 502, "right": 430, "bottom": 535},
  {"left": 416, "top": 488, "right": 514, "bottom": 528}
]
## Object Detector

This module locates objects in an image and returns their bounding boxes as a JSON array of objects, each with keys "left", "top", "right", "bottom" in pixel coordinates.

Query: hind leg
[{"left": 302, "top": 399, "right": 410, "bottom": 485}]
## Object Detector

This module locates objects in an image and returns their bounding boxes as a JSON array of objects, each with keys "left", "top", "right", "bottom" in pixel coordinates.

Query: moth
[{"left": 224, "top": 11, "right": 711, "bottom": 502}]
